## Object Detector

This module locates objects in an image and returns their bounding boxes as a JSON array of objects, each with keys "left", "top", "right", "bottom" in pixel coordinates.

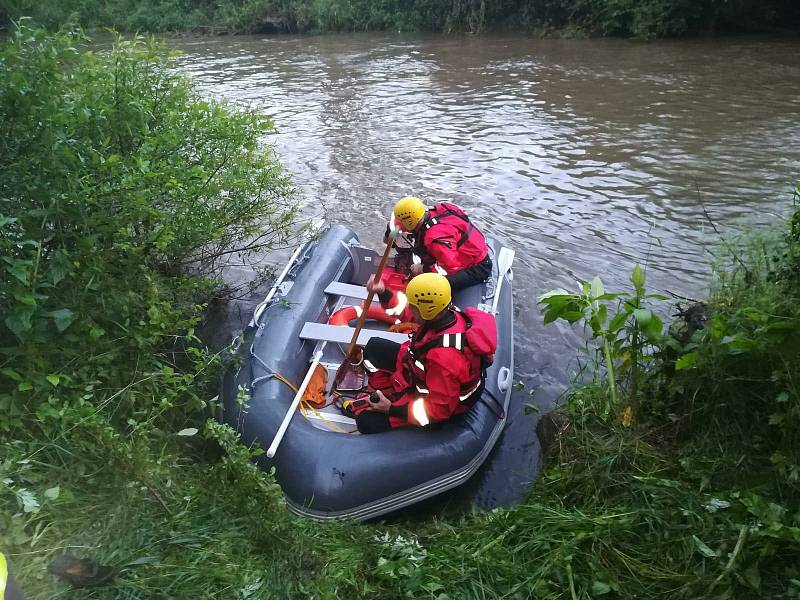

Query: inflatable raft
[{"left": 221, "top": 224, "right": 514, "bottom": 520}]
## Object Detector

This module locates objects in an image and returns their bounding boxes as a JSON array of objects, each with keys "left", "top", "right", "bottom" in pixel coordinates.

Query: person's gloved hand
[
  {"left": 367, "top": 390, "right": 391, "bottom": 413},
  {"left": 366, "top": 275, "right": 386, "bottom": 295}
]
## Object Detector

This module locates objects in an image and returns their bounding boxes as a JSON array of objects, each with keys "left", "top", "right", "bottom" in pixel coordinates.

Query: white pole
[
  {"left": 266, "top": 344, "right": 326, "bottom": 458},
  {"left": 250, "top": 243, "right": 308, "bottom": 327}
]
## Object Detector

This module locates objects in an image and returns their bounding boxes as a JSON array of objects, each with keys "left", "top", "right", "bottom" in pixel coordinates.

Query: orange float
[{"left": 328, "top": 304, "right": 398, "bottom": 327}]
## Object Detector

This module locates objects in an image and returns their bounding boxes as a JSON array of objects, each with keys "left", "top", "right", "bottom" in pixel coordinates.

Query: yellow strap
[
  {"left": 300, "top": 400, "right": 352, "bottom": 434},
  {"left": 270, "top": 370, "right": 351, "bottom": 433},
  {"left": 272, "top": 372, "right": 298, "bottom": 394},
  {"left": 1, "top": 550, "right": 8, "bottom": 600}
]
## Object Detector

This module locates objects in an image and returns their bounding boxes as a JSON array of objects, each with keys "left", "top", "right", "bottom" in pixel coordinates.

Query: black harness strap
[
  {"left": 406, "top": 310, "right": 485, "bottom": 404},
  {"left": 422, "top": 206, "right": 474, "bottom": 248}
]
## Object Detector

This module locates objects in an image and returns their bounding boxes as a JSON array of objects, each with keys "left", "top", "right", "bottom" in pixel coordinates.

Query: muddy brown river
[{"left": 170, "top": 33, "right": 800, "bottom": 509}]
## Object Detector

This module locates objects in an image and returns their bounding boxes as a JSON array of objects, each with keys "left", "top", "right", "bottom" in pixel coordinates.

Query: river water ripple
[{"left": 170, "top": 33, "right": 800, "bottom": 508}]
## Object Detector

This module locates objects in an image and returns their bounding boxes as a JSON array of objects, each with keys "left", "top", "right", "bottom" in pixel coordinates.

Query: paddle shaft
[{"left": 343, "top": 235, "right": 396, "bottom": 363}]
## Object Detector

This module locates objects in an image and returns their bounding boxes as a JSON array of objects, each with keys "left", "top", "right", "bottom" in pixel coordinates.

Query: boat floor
[{"left": 298, "top": 282, "right": 400, "bottom": 435}]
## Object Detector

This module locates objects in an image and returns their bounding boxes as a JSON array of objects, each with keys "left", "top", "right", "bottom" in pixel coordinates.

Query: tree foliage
[
  {"left": 0, "top": 22, "right": 298, "bottom": 431},
  {"left": 2, "top": 0, "right": 799, "bottom": 36}
]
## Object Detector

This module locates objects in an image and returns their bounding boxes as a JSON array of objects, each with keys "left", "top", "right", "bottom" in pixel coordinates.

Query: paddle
[
  {"left": 490, "top": 247, "right": 515, "bottom": 315},
  {"left": 332, "top": 228, "right": 399, "bottom": 391}
]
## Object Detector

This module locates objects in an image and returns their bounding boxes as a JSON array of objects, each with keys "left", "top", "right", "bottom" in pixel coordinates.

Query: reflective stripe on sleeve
[
  {"left": 363, "top": 359, "right": 377, "bottom": 373},
  {"left": 385, "top": 292, "right": 408, "bottom": 316},
  {"left": 411, "top": 398, "right": 430, "bottom": 426},
  {"left": 389, "top": 211, "right": 400, "bottom": 233},
  {"left": 414, "top": 360, "right": 425, "bottom": 371},
  {"left": 459, "top": 381, "right": 482, "bottom": 402}
]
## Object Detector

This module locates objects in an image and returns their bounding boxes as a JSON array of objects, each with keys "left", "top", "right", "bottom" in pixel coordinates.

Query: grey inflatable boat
[{"left": 221, "top": 224, "right": 514, "bottom": 520}]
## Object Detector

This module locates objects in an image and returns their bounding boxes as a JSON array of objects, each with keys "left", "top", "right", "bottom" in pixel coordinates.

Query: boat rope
[{"left": 258, "top": 365, "right": 353, "bottom": 434}]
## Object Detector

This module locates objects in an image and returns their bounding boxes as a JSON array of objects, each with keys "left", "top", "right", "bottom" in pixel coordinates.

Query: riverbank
[
  {"left": 2, "top": 25, "right": 799, "bottom": 599},
  {"left": 3, "top": 0, "right": 800, "bottom": 38}
]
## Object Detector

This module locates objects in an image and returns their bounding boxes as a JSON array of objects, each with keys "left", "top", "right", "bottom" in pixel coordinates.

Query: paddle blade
[
  {"left": 496, "top": 247, "right": 515, "bottom": 275},
  {"left": 332, "top": 356, "right": 366, "bottom": 392}
]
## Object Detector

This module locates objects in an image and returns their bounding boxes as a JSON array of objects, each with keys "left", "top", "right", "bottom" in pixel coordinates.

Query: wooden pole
[
  {"left": 344, "top": 233, "right": 396, "bottom": 362},
  {"left": 332, "top": 232, "right": 397, "bottom": 390}
]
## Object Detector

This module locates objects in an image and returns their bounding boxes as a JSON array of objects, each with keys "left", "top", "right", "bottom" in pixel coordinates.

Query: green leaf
[
  {"left": 593, "top": 293, "right": 622, "bottom": 302},
  {"left": 675, "top": 352, "right": 698, "bottom": 370},
  {"left": 44, "top": 486, "right": 60, "bottom": 500},
  {"left": 1, "top": 368, "right": 22, "bottom": 382},
  {"left": 608, "top": 310, "right": 628, "bottom": 333},
  {"left": 47, "top": 251, "right": 72, "bottom": 286},
  {"left": 5, "top": 305, "right": 35, "bottom": 340},
  {"left": 724, "top": 336, "right": 756, "bottom": 354},
  {"left": 631, "top": 264, "right": 645, "bottom": 290},
  {"left": 645, "top": 313, "right": 663, "bottom": 341},
  {"left": 537, "top": 289, "right": 571, "bottom": 303},
  {"left": 16, "top": 488, "right": 40, "bottom": 513},
  {"left": 543, "top": 308, "right": 561, "bottom": 325},
  {"left": 46, "top": 374, "right": 60, "bottom": 387},
  {"left": 590, "top": 276, "right": 605, "bottom": 299},
  {"left": 596, "top": 303, "right": 608, "bottom": 327},
  {"left": 14, "top": 291, "right": 37, "bottom": 306},
  {"left": 48, "top": 308, "right": 75, "bottom": 332},
  {"left": 692, "top": 535, "right": 718, "bottom": 558},
  {"left": 591, "top": 581, "right": 612, "bottom": 595},
  {"left": 3, "top": 257, "right": 30, "bottom": 284},
  {"left": 633, "top": 308, "right": 652, "bottom": 327},
  {"left": 768, "top": 413, "right": 784, "bottom": 426}
]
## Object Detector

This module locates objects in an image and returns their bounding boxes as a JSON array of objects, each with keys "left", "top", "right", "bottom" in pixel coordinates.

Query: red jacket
[
  {"left": 415, "top": 203, "right": 488, "bottom": 275},
  {"left": 368, "top": 309, "right": 488, "bottom": 428}
]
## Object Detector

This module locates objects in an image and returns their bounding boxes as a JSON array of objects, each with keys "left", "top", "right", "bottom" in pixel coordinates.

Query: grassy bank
[
  {"left": 2, "top": 25, "right": 800, "bottom": 599},
  {"left": 2, "top": 0, "right": 800, "bottom": 37}
]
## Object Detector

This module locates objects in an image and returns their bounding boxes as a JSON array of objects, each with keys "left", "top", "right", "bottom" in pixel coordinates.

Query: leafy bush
[
  {"left": 0, "top": 25, "right": 302, "bottom": 595},
  {"left": 672, "top": 198, "right": 800, "bottom": 494},
  {"left": 538, "top": 264, "right": 668, "bottom": 422},
  {"left": 532, "top": 186, "right": 800, "bottom": 598},
  {"left": 0, "top": 22, "right": 298, "bottom": 432}
]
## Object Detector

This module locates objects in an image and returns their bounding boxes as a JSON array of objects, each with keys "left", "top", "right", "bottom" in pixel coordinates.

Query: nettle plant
[{"left": 538, "top": 265, "right": 668, "bottom": 423}]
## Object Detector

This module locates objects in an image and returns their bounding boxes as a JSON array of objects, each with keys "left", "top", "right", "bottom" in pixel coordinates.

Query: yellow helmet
[
  {"left": 393, "top": 196, "right": 425, "bottom": 231},
  {"left": 406, "top": 273, "right": 451, "bottom": 320}
]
